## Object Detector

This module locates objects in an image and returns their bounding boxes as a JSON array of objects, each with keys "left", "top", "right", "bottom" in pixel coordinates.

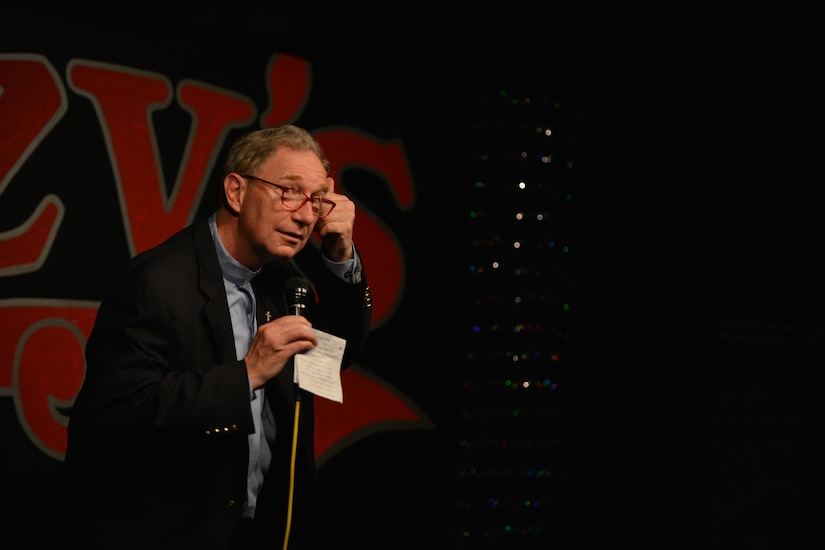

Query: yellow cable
[{"left": 282, "top": 398, "right": 300, "bottom": 550}]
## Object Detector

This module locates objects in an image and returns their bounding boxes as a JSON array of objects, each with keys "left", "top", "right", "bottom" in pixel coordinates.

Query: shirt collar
[{"left": 208, "top": 213, "right": 260, "bottom": 287}]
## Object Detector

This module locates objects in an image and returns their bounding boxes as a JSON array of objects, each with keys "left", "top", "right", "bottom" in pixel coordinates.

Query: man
[{"left": 56, "top": 125, "right": 372, "bottom": 549}]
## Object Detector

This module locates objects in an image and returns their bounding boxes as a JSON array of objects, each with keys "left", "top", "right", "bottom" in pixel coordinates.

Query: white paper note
[{"left": 293, "top": 329, "right": 346, "bottom": 403}]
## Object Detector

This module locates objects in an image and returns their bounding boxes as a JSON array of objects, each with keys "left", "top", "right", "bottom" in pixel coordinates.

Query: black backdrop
[{"left": 4, "top": 4, "right": 825, "bottom": 549}]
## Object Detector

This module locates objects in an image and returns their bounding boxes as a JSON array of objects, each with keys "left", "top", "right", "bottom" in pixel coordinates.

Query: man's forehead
[{"left": 267, "top": 153, "right": 325, "bottom": 178}]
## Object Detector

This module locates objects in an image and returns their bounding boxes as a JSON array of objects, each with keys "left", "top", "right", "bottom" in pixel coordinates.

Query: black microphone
[{"left": 284, "top": 277, "right": 310, "bottom": 316}]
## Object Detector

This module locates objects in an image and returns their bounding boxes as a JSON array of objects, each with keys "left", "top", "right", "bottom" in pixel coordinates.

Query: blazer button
[{"left": 226, "top": 499, "right": 237, "bottom": 510}]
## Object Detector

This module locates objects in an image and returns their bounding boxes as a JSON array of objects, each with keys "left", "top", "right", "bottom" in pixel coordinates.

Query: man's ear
[{"left": 224, "top": 173, "right": 244, "bottom": 214}]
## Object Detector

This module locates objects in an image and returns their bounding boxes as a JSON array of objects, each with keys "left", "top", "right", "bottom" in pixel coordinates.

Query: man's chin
[{"left": 272, "top": 243, "right": 300, "bottom": 258}]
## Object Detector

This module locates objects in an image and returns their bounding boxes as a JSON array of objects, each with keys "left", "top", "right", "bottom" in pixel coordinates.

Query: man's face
[{"left": 237, "top": 147, "right": 330, "bottom": 265}]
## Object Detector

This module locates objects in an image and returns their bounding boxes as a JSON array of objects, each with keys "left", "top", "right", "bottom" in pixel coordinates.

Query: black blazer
[{"left": 57, "top": 216, "right": 372, "bottom": 549}]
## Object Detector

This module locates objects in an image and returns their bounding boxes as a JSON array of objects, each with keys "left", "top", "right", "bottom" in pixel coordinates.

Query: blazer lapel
[{"left": 192, "top": 218, "right": 237, "bottom": 364}]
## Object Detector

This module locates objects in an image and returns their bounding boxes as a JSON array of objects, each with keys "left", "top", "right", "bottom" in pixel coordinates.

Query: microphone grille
[
  {"left": 285, "top": 276, "right": 309, "bottom": 293},
  {"left": 285, "top": 277, "right": 310, "bottom": 311}
]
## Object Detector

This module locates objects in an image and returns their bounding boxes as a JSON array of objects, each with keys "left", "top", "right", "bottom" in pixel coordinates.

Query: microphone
[
  {"left": 285, "top": 277, "right": 311, "bottom": 402},
  {"left": 284, "top": 277, "right": 310, "bottom": 316}
]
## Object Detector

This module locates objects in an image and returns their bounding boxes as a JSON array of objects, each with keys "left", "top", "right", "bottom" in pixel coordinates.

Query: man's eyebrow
[{"left": 281, "top": 175, "right": 329, "bottom": 194}]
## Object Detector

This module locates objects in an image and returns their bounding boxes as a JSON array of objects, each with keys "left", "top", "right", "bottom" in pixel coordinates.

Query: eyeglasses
[{"left": 241, "top": 175, "right": 336, "bottom": 219}]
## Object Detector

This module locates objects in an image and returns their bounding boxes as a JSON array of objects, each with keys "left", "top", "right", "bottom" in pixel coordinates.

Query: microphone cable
[{"left": 282, "top": 385, "right": 301, "bottom": 550}]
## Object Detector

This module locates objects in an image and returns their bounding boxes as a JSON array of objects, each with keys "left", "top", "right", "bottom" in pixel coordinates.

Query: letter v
[{"left": 67, "top": 60, "right": 256, "bottom": 256}]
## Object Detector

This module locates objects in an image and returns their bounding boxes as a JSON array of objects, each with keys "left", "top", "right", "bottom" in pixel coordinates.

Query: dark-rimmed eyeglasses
[{"left": 241, "top": 175, "right": 336, "bottom": 219}]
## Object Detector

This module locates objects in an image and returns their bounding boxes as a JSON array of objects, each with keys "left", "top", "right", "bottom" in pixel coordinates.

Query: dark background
[{"left": 4, "top": 3, "right": 825, "bottom": 549}]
